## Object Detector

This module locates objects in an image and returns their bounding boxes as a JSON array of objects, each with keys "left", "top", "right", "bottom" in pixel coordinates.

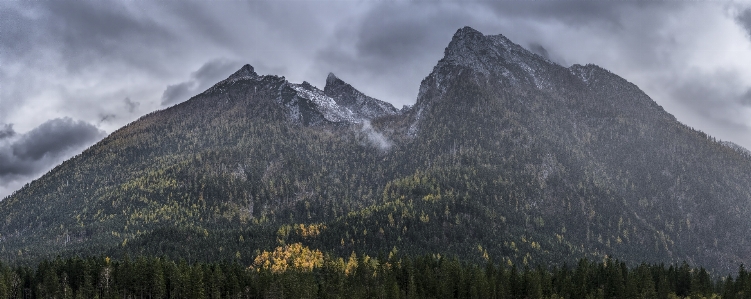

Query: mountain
[{"left": 2, "top": 26, "right": 751, "bottom": 274}]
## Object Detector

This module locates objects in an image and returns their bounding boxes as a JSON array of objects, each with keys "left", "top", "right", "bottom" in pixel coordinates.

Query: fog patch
[
  {"left": 529, "top": 43, "right": 550, "bottom": 60},
  {"left": 360, "top": 120, "right": 392, "bottom": 151}
]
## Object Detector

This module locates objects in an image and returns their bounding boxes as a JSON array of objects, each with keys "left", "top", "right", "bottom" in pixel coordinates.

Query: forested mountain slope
[{"left": 2, "top": 26, "right": 750, "bottom": 274}]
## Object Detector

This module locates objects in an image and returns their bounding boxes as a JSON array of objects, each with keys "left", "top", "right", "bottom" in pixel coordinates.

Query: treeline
[{"left": 2, "top": 251, "right": 751, "bottom": 299}]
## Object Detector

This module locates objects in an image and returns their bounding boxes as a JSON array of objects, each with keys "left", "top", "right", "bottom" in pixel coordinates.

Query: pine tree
[
  {"left": 151, "top": 258, "right": 166, "bottom": 299},
  {"left": 188, "top": 264, "right": 205, "bottom": 299},
  {"left": 0, "top": 268, "right": 8, "bottom": 299}
]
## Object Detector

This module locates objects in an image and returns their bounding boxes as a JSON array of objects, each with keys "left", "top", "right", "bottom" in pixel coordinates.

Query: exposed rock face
[
  {"left": 324, "top": 73, "right": 399, "bottom": 120},
  {"left": 207, "top": 66, "right": 399, "bottom": 126},
  {"left": 227, "top": 64, "right": 258, "bottom": 80}
]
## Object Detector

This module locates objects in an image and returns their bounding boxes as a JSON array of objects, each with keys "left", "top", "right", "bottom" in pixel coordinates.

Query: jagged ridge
[{"left": 324, "top": 72, "right": 399, "bottom": 119}]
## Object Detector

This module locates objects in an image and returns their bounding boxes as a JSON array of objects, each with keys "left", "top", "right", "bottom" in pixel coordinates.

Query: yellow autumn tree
[
  {"left": 252, "top": 243, "right": 324, "bottom": 273},
  {"left": 295, "top": 223, "right": 326, "bottom": 238}
]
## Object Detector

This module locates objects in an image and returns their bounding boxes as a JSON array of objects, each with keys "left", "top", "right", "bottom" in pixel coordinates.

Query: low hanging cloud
[
  {"left": 161, "top": 59, "right": 240, "bottom": 106},
  {"left": 0, "top": 118, "right": 106, "bottom": 198},
  {"left": 360, "top": 120, "right": 392, "bottom": 151},
  {"left": 528, "top": 43, "right": 550, "bottom": 60},
  {"left": 10, "top": 118, "right": 105, "bottom": 160}
]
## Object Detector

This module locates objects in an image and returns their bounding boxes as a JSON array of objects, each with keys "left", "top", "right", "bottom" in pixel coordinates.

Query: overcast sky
[{"left": 2, "top": 0, "right": 751, "bottom": 198}]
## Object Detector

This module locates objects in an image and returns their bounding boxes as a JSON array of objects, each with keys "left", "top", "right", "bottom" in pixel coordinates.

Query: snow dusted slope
[
  {"left": 205, "top": 64, "right": 400, "bottom": 126},
  {"left": 324, "top": 73, "right": 399, "bottom": 120},
  {"left": 281, "top": 81, "right": 359, "bottom": 125}
]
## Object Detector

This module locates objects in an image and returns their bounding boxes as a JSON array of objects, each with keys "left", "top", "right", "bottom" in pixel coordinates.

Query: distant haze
[{"left": 2, "top": 1, "right": 751, "bottom": 197}]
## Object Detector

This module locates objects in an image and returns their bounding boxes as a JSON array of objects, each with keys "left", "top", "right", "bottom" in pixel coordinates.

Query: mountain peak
[
  {"left": 445, "top": 26, "right": 519, "bottom": 55},
  {"left": 452, "top": 26, "right": 484, "bottom": 41},
  {"left": 326, "top": 72, "right": 341, "bottom": 87},
  {"left": 444, "top": 27, "right": 487, "bottom": 57},
  {"left": 325, "top": 72, "right": 352, "bottom": 94},
  {"left": 227, "top": 64, "right": 258, "bottom": 80},
  {"left": 440, "top": 27, "right": 527, "bottom": 77}
]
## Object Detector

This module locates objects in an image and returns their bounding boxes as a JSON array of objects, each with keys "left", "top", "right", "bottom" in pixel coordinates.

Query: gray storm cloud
[
  {"left": 0, "top": 118, "right": 106, "bottom": 198},
  {"left": 0, "top": 124, "right": 15, "bottom": 139},
  {"left": 161, "top": 59, "right": 241, "bottom": 106},
  {"left": 738, "top": 8, "right": 751, "bottom": 38}
]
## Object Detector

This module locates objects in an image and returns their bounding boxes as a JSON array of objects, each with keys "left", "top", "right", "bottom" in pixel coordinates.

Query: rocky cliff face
[
  {"left": 324, "top": 72, "right": 400, "bottom": 120},
  {"left": 206, "top": 66, "right": 399, "bottom": 126}
]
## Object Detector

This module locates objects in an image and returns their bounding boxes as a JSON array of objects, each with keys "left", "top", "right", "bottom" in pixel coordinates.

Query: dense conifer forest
[{"left": 2, "top": 251, "right": 749, "bottom": 299}]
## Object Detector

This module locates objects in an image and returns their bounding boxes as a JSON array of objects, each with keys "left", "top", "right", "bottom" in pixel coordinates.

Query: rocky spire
[
  {"left": 325, "top": 72, "right": 342, "bottom": 88},
  {"left": 227, "top": 64, "right": 258, "bottom": 80}
]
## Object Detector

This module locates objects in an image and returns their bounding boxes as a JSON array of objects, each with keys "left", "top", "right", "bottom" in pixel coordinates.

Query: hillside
[{"left": 2, "top": 27, "right": 751, "bottom": 274}]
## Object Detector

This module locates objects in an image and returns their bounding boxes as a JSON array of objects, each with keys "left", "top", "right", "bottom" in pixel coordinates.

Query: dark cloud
[
  {"left": 0, "top": 1, "right": 174, "bottom": 75},
  {"left": 40, "top": 1, "right": 173, "bottom": 73},
  {"left": 0, "top": 124, "right": 15, "bottom": 139},
  {"left": 737, "top": 8, "right": 751, "bottom": 38},
  {"left": 0, "top": 118, "right": 105, "bottom": 188},
  {"left": 10, "top": 118, "right": 106, "bottom": 160},
  {"left": 161, "top": 59, "right": 240, "bottom": 106},
  {"left": 0, "top": 152, "right": 31, "bottom": 177}
]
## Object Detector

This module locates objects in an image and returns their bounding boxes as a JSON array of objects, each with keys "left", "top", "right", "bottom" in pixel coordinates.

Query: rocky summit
[{"left": 2, "top": 27, "right": 751, "bottom": 274}]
